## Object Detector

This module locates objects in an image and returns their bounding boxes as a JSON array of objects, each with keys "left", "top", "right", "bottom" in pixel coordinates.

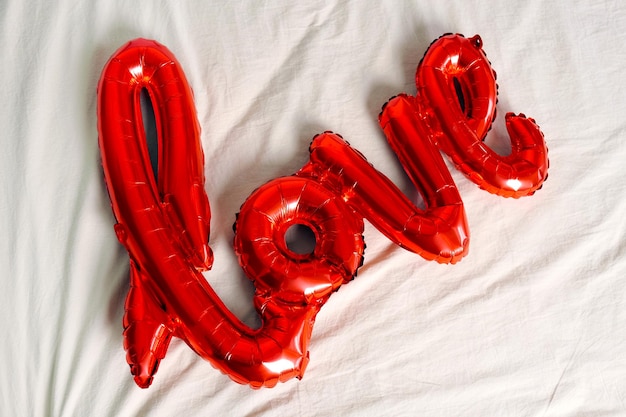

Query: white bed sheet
[{"left": 2, "top": 1, "right": 626, "bottom": 416}]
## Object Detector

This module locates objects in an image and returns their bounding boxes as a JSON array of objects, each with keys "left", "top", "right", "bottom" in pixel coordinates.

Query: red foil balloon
[
  {"left": 411, "top": 34, "right": 549, "bottom": 197},
  {"left": 98, "top": 34, "right": 548, "bottom": 389},
  {"left": 297, "top": 133, "right": 468, "bottom": 263},
  {"left": 98, "top": 39, "right": 333, "bottom": 389}
]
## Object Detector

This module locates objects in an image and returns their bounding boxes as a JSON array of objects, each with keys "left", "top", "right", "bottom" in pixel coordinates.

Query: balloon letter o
[{"left": 234, "top": 176, "right": 365, "bottom": 305}]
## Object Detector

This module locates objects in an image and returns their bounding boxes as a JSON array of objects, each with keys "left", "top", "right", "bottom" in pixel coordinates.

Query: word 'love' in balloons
[{"left": 97, "top": 34, "right": 548, "bottom": 388}]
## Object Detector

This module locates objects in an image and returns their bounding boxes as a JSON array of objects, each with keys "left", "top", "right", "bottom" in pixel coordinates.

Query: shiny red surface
[
  {"left": 98, "top": 39, "right": 319, "bottom": 389},
  {"left": 297, "top": 132, "right": 468, "bottom": 263},
  {"left": 414, "top": 34, "right": 549, "bottom": 197},
  {"left": 97, "top": 34, "right": 548, "bottom": 389}
]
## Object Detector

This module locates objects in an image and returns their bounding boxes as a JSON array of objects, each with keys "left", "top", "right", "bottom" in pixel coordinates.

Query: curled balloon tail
[{"left": 416, "top": 33, "right": 549, "bottom": 198}]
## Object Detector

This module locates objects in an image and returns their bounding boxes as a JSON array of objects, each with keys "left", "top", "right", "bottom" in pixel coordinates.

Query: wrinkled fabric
[{"left": 1, "top": 1, "right": 625, "bottom": 416}]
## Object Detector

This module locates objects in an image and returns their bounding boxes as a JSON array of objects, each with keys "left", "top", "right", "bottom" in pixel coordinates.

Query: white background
[{"left": 1, "top": 1, "right": 625, "bottom": 416}]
